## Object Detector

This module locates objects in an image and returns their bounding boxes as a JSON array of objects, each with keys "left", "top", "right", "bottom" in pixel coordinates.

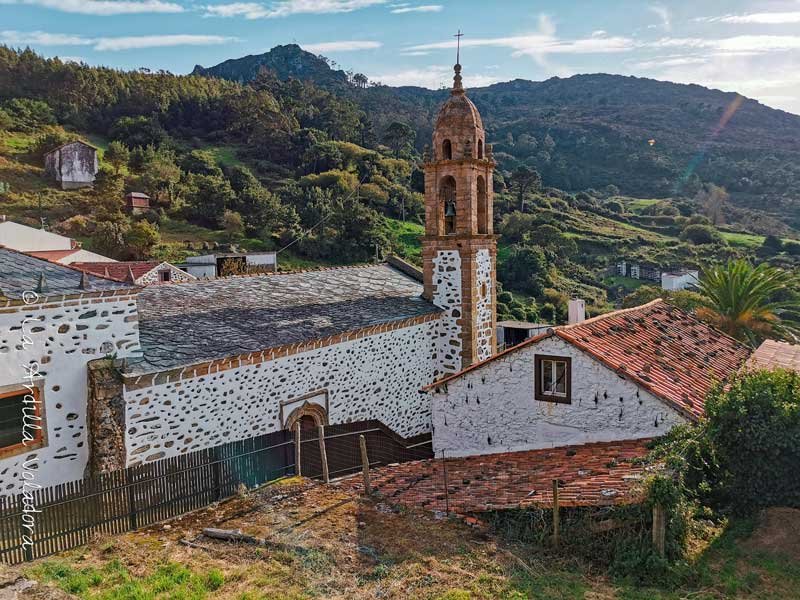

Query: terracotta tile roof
[
  {"left": 349, "top": 439, "right": 653, "bottom": 513},
  {"left": 26, "top": 248, "right": 81, "bottom": 262},
  {"left": 427, "top": 300, "right": 751, "bottom": 421},
  {"left": 72, "top": 261, "right": 162, "bottom": 282},
  {"left": 748, "top": 339, "right": 800, "bottom": 373}
]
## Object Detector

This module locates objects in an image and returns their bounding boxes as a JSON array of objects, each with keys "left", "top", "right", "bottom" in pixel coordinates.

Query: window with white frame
[{"left": 535, "top": 355, "right": 572, "bottom": 404}]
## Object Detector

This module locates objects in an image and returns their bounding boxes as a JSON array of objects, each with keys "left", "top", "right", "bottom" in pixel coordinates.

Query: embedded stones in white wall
[
  {"left": 0, "top": 296, "right": 140, "bottom": 495},
  {"left": 475, "top": 248, "right": 493, "bottom": 362},
  {"left": 432, "top": 336, "right": 687, "bottom": 458},
  {"left": 431, "top": 250, "right": 462, "bottom": 376},
  {"left": 123, "top": 320, "right": 444, "bottom": 466},
  {"left": 135, "top": 263, "right": 195, "bottom": 286}
]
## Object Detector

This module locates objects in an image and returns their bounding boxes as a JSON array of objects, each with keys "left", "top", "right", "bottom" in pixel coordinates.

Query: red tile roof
[
  {"left": 427, "top": 300, "right": 751, "bottom": 421},
  {"left": 72, "top": 261, "right": 161, "bottom": 282},
  {"left": 748, "top": 339, "right": 800, "bottom": 373},
  {"left": 348, "top": 439, "right": 652, "bottom": 512},
  {"left": 26, "top": 249, "right": 81, "bottom": 262}
]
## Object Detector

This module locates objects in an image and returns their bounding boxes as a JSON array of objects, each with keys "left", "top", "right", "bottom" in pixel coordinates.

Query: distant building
[
  {"left": 183, "top": 251, "right": 278, "bottom": 279},
  {"left": 125, "top": 192, "right": 151, "bottom": 215},
  {"left": 72, "top": 261, "right": 195, "bottom": 286},
  {"left": 661, "top": 270, "right": 699, "bottom": 291},
  {"left": 748, "top": 339, "right": 800, "bottom": 374},
  {"left": 497, "top": 321, "right": 552, "bottom": 351},
  {"left": 43, "top": 141, "right": 98, "bottom": 190},
  {"left": 0, "top": 217, "right": 114, "bottom": 264}
]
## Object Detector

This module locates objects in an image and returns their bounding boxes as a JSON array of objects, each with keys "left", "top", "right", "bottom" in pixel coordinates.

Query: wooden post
[
  {"left": 652, "top": 503, "right": 666, "bottom": 557},
  {"left": 359, "top": 435, "right": 371, "bottom": 495},
  {"left": 318, "top": 425, "right": 329, "bottom": 484},
  {"left": 294, "top": 422, "right": 302, "bottom": 477},
  {"left": 552, "top": 479, "right": 560, "bottom": 548}
]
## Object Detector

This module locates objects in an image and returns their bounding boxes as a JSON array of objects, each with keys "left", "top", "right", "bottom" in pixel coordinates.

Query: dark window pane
[{"left": 0, "top": 392, "right": 25, "bottom": 448}]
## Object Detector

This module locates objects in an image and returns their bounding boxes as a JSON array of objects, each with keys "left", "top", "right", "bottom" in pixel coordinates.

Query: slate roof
[
  {"left": 129, "top": 264, "right": 440, "bottom": 373},
  {"left": 748, "top": 339, "right": 800, "bottom": 373},
  {"left": 0, "top": 247, "right": 132, "bottom": 300},
  {"left": 348, "top": 439, "right": 652, "bottom": 512},
  {"left": 428, "top": 300, "right": 751, "bottom": 421},
  {"left": 72, "top": 261, "right": 162, "bottom": 282}
]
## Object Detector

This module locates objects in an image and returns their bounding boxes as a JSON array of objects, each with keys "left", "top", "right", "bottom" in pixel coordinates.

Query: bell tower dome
[{"left": 422, "top": 57, "right": 497, "bottom": 370}]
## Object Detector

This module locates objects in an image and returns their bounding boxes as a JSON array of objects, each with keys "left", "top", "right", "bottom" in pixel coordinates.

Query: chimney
[{"left": 568, "top": 299, "right": 586, "bottom": 325}]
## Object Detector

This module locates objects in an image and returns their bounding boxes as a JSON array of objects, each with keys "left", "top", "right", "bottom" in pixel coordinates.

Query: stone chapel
[{"left": 0, "top": 60, "right": 498, "bottom": 494}]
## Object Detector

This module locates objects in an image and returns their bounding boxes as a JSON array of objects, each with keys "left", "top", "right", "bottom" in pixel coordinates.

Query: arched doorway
[{"left": 285, "top": 402, "right": 328, "bottom": 479}]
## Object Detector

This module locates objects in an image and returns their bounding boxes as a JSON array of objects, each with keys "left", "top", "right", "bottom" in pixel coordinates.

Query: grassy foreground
[{"left": 10, "top": 479, "right": 800, "bottom": 600}]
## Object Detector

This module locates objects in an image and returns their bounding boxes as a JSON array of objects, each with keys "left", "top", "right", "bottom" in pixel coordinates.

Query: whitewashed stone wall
[
  {"left": 135, "top": 263, "right": 195, "bottom": 286},
  {"left": 431, "top": 250, "right": 462, "bottom": 376},
  {"left": 122, "top": 319, "right": 447, "bottom": 466},
  {"left": 432, "top": 336, "right": 687, "bottom": 458},
  {"left": 0, "top": 295, "right": 140, "bottom": 495},
  {"left": 475, "top": 248, "right": 493, "bottom": 362}
]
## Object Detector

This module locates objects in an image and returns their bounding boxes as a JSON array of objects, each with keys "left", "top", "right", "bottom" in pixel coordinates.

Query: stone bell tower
[{"left": 422, "top": 57, "right": 497, "bottom": 370}]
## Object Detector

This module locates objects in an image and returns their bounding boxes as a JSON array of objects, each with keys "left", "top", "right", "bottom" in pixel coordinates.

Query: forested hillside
[
  {"left": 1, "top": 45, "right": 798, "bottom": 324},
  {"left": 197, "top": 45, "right": 800, "bottom": 232}
]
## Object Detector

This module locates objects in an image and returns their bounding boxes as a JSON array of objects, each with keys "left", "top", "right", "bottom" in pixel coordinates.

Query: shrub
[
  {"left": 680, "top": 223, "right": 722, "bottom": 245},
  {"left": 705, "top": 369, "right": 800, "bottom": 514}
]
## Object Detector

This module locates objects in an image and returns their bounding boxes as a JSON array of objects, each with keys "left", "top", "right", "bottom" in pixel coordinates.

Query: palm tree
[{"left": 696, "top": 259, "right": 799, "bottom": 345}]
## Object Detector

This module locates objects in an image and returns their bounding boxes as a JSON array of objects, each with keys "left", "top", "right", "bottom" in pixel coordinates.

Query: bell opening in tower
[
  {"left": 442, "top": 139, "right": 452, "bottom": 160},
  {"left": 440, "top": 176, "right": 457, "bottom": 235}
]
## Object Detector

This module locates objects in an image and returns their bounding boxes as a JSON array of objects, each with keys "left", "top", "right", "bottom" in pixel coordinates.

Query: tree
[
  {"left": 185, "top": 174, "right": 236, "bottom": 227},
  {"left": 382, "top": 121, "right": 416, "bottom": 157},
  {"left": 92, "top": 167, "right": 125, "bottom": 214},
  {"left": 222, "top": 210, "right": 244, "bottom": 241},
  {"left": 2, "top": 98, "right": 55, "bottom": 131},
  {"left": 0, "top": 108, "right": 12, "bottom": 131},
  {"left": 105, "top": 141, "right": 130, "bottom": 175},
  {"left": 695, "top": 184, "right": 728, "bottom": 226},
  {"left": 510, "top": 165, "right": 542, "bottom": 211},
  {"left": 124, "top": 220, "right": 160, "bottom": 259},
  {"left": 90, "top": 220, "right": 128, "bottom": 258},
  {"left": 696, "top": 259, "right": 800, "bottom": 344},
  {"left": 497, "top": 245, "right": 550, "bottom": 296}
]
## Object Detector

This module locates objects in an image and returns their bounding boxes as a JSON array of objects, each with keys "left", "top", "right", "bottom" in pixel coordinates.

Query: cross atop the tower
[{"left": 454, "top": 29, "right": 463, "bottom": 65}]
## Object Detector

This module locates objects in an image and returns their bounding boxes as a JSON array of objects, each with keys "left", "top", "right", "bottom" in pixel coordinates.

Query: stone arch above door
[{"left": 281, "top": 389, "right": 329, "bottom": 430}]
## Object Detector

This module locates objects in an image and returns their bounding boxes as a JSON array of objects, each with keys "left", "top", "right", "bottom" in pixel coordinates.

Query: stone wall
[
  {"left": 0, "top": 292, "right": 140, "bottom": 495},
  {"left": 431, "top": 250, "right": 462, "bottom": 376},
  {"left": 121, "top": 317, "right": 450, "bottom": 467},
  {"left": 44, "top": 142, "right": 98, "bottom": 189},
  {"left": 135, "top": 263, "right": 195, "bottom": 286},
  {"left": 431, "top": 336, "right": 687, "bottom": 458},
  {"left": 87, "top": 360, "right": 127, "bottom": 474}
]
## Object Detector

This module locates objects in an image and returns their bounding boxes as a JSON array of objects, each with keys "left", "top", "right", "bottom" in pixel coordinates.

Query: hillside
[{"left": 195, "top": 45, "right": 800, "bottom": 231}]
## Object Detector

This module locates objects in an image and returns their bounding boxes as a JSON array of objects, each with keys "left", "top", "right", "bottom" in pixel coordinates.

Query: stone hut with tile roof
[{"left": 426, "top": 300, "right": 752, "bottom": 458}]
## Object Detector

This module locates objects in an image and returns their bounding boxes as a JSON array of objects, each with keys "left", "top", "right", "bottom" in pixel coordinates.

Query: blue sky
[{"left": 2, "top": 0, "right": 800, "bottom": 114}]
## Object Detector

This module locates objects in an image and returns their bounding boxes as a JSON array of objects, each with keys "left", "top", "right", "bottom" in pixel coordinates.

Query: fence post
[
  {"left": 441, "top": 450, "right": 450, "bottom": 515},
  {"left": 652, "top": 503, "right": 666, "bottom": 557},
  {"left": 318, "top": 425, "right": 330, "bottom": 483},
  {"left": 126, "top": 471, "right": 138, "bottom": 531},
  {"left": 294, "top": 422, "right": 302, "bottom": 477},
  {"left": 212, "top": 447, "right": 222, "bottom": 501},
  {"left": 359, "top": 434, "right": 371, "bottom": 495},
  {"left": 552, "top": 479, "right": 560, "bottom": 548}
]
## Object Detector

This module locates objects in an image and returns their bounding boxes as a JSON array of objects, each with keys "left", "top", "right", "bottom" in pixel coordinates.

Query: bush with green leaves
[{"left": 705, "top": 369, "right": 800, "bottom": 514}]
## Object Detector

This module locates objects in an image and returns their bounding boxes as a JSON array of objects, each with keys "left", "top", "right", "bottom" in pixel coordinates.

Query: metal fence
[{"left": 0, "top": 420, "right": 431, "bottom": 565}]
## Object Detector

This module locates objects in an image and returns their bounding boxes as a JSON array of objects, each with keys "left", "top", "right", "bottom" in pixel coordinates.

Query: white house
[
  {"left": 661, "top": 270, "right": 699, "bottom": 291},
  {"left": 43, "top": 141, "right": 98, "bottom": 190},
  {"left": 427, "top": 300, "right": 750, "bottom": 458},
  {"left": 0, "top": 218, "right": 113, "bottom": 265},
  {"left": 183, "top": 251, "right": 278, "bottom": 279}
]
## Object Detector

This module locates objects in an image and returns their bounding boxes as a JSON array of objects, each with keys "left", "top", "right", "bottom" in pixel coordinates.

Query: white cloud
[
  {"left": 390, "top": 4, "right": 442, "bottom": 13},
  {"left": 302, "top": 40, "right": 381, "bottom": 53},
  {"left": 407, "top": 15, "right": 634, "bottom": 57},
  {"left": 0, "top": 0, "right": 184, "bottom": 15},
  {"left": 204, "top": 0, "right": 386, "bottom": 18},
  {"left": 648, "top": 4, "right": 671, "bottom": 31},
  {"left": 203, "top": 2, "right": 269, "bottom": 18},
  {"left": 697, "top": 12, "right": 800, "bottom": 25},
  {"left": 651, "top": 35, "right": 800, "bottom": 53},
  {"left": 368, "top": 65, "right": 503, "bottom": 89},
  {"left": 399, "top": 50, "right": 431, "bottom": 56},
  {"left": 0, "top": 30, "right": 93, "bottom": 46},
  {"left": 0, "top": 30, "right": 237, "bottom": 51}
]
